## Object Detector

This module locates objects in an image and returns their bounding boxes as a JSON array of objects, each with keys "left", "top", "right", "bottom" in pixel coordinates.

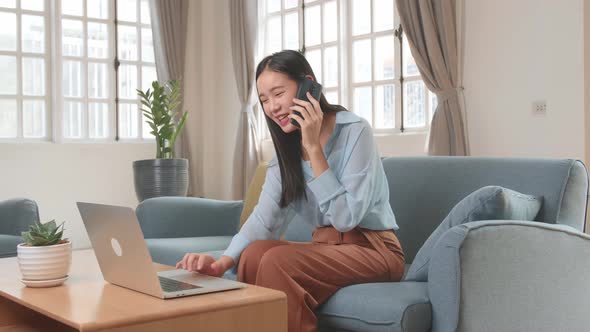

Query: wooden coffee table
[{"left": 0, "top": 249, "right": 287, "bottom": 332}]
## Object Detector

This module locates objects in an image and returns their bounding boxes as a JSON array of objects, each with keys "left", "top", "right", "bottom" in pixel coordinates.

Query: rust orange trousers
[{"left": 237, "top": 226, "right": 405, "bottom": 332}]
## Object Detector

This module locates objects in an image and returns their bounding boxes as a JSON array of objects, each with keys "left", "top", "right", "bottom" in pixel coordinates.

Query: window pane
[
  {"left": 141, "top": 28, "right": 154, "bottom": 62},
  {"left": 62, "top": 0, "right": 83, "bottom": 16},
  {"left": 23, "top": 100, "right": 45, "bottom": 137},
  {"left": 89, "top": 102, "right": 108, "bottom": 138},
  {"left": 404, "top": 81, "right": 425, "bottom": 128},
  {"left": 22, "top": 15, "right": 45, "bottom": 53},
  {"left": 375, "top": 85, "right": 394, "bottom": 129},
  {"left": 62, "top": 60, "right": 82, "bottom": 97},
  {"left": 118, "top": 0, "right": 137, "bottom": 22},
  {"left": 119, "top": 64, "right": 138, "bottom": 99},
  {"left": 88, "top": 62, "right": 108, "bottom": 98},
  {"left": 266, "top": 16, "right": 281, "bottom": 54},
  {"left": 141, "top": 66, "right": 157, "bottom": 91},
  {"left": 403, "top": 37, "right": 419, "bottom": 76},
  {"left": 63, "top": 101, "right": 83, "bottom": 138},
  {"left": 324, "top": 1, "right": 337, "bottom": 43},
  {"left": 375, "top": 35, "right": 394, "bottom": 80},
  {"left": 354, "top": 87, "right": 372, "bottom": 124},
  {"left": 22, "top": 57, "right": 45, "bottom": 96},
  {"left": 284, "top": 0, "right": 297, "bottom": 9},
  {"left": 142, "top": 113, "right": 152, "bottom": 139},
  {"left": 0, "top": 0, "right": 15, "bottom": 8},
  {"left": 324, "top": 90, "right": 338, "bottom": 104},
  {"left": 304, "top": 5, "right": 320, "bottom": 46},
  {"left": 88, "top": 23, "right": 108, "bottom": 58},
  {"left": 429, "top": 90, "right": 437, "bottom": 122},
  {"left": 140, "top": 0, "right": 150, "bottom": 24},
  {"left": 118, "top": 25, "right": 138, "bottom": 60},
  {"left": 353, "top": 39, "right": 371, "bottom": 83},
  {"left": 324, "top": 46, "right": 337, "bottom": 88},
  {"left": 373, "top": 0, "right": 394, "bottom": 32},
  {"left": 21, "top": 0, "right": 44, "bottom": 11},
  {"left": 0, "top": 56, "right": 17, "bottom": 94},
  {"left": 62, "top": 19, "right": 83, "bottom": 56},
  {"left": 305, "top": 49, "right": 322, "bottom": 83},
  {"left": 352, "top": 0, "right": 370, "bottom": 36},
  {"left": 87, "top": 0, "right": 108, "bottom": 19},
  {"left": 0, "top": 12, "right": 17, "bottom": 51},
  {"left": 0, "top": 100, "right": 17, "bottom": 137},
  {"left": 284, "top": 12, "right": 298, "bottom": 51},
  {"left": 267, "top": 0, "right": 280, "bottom": 13},
  {"left": 119, "top": 103, "right": 138, "bottom": 138}
]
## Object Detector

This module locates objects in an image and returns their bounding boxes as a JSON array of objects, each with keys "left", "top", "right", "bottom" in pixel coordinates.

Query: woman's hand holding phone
[{"left": 289, "top": 92, "right": 323, "bottom": 153}]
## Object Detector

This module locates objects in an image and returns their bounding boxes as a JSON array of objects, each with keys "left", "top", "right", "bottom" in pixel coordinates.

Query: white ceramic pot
[{"left": 17, "top": 241, "right": 72, "bottom": 281}]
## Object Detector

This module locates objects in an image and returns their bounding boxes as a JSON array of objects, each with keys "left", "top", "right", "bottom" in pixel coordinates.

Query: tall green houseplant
[
  {"left": 133, "top": 80, "right": 190, "bottom": 202},
  {"left": 137, "top": 80, "right": 188, "bottom": 158}
]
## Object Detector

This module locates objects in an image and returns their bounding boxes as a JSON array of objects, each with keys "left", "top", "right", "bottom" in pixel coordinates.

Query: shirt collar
[{"left": 335, "top": 111, "right": 362, "bottom": 124}]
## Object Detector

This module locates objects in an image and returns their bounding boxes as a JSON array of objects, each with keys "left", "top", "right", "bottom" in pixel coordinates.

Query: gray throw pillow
[{"left": 404, "top": 186, "right": 543, "bottom": 282}]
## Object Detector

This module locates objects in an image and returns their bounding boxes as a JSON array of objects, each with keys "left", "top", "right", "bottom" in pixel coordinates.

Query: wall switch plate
[{"left": 532, "top": 100, "right": 547, "bottom": 115}]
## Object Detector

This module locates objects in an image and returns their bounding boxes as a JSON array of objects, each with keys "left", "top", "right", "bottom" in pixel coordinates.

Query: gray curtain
[
  {"left": 396, "top": 0, "right": 469, "bottom": 156},
  {"left": 149, "top": 0, "right": 194, "bottom": 193},
  {"left": 229, "top": 0, "right": 260, "bottom": 200}
]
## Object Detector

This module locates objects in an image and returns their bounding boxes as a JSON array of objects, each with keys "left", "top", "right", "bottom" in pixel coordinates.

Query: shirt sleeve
[
  {"left": 223, "top": 162, "right": 292, "bottom": 262},
  {"left": 307, "top": 123, "right": 378, "bottom": 232}
]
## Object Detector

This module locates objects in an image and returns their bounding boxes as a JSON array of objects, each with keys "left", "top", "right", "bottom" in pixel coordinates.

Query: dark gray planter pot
[{"left": 133, "top": 158, "right": 189, "bottom": 202}]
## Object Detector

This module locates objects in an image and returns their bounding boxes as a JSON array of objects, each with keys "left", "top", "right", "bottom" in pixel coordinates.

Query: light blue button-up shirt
[{"left": 223, "top": 111, "right": 399, "bottom": 262}]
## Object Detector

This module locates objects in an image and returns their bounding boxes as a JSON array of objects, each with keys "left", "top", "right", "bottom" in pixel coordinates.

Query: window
[
  {"left": 0, "top": 0, "right": 50, "bottom": 139},
  {"left": 256, "top": 0, "right": 437, "bottom": 137},
  {"left": 0, "top": 0, "right": 156, "bottom": 142}
]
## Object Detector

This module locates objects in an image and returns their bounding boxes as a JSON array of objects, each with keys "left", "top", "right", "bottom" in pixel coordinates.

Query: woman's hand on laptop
[{"left": 176, "top": 253, "right": 235, "bottom": 278}]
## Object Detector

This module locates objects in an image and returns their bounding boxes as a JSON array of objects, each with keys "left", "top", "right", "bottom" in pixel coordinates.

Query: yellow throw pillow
[{"left": 239, "top": 161, "right": 269, "bottom": 228}]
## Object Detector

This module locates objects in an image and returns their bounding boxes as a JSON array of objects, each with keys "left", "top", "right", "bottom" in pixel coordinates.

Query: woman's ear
[{"left": 304, "top": 74, "right": 314, "bottom": 81}]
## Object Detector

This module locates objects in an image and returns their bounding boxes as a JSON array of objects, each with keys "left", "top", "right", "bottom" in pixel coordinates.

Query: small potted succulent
[
  {"left": 133, "top": 80, "right": 190, "bottom": 202},
  {"left": 17, "top": 220, "right": 71, "bottom": 287}
]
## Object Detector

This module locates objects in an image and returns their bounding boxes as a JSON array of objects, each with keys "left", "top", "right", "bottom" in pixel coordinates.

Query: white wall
[
  {"left": 0, "top": 143, "right": 154, "bottom": 249},
  {"left": 463, "top": 0, "right": 586, "bottom": 160},
  {"left": 585, "top": 0, "right": 590, "bottom": 168}
]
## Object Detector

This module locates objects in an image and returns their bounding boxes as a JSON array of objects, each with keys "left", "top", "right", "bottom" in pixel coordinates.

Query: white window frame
[
  {"left": 0, "top": 0, "right": 52, "bottom": 142},
  {"left": 55, "top": 0, "right": 116, "bottom": 143},
  {"left": 115, "top": 0, "right": 156, "bottom": 142},
  {"left": 0, "top": 0, "right": 156, "bottom": 144},
  {"left": 256, "top": 0, "right": 436, "bottom": 139}
]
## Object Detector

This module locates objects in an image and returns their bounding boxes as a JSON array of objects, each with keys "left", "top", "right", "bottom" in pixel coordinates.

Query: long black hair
[{"left": 255, "top": 50, "right": 348, "bottom": 208}]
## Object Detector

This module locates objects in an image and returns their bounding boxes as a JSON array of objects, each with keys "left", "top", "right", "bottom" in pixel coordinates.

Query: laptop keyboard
[{"left": 158, "top": 276, "right": 202, "bottom": 293}]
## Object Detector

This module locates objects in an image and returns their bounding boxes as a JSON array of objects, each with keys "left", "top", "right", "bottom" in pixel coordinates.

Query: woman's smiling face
[{"left": 257, "top": 69, "right": 300, "bottom": 134}]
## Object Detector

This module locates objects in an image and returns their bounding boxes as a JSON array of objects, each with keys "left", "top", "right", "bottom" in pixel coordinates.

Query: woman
[{"left": 177, "top": 50, "right": 405, "bottom": 332}]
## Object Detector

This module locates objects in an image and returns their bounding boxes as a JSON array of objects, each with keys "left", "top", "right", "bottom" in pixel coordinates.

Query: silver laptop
[{"left": 76, "top": 202, "right": 246, "bottom": 299}]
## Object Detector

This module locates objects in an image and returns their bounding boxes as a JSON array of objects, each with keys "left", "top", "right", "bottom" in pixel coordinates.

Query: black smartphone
[{"left": 290, "top": 78, "right": 323, "bottom": 128}]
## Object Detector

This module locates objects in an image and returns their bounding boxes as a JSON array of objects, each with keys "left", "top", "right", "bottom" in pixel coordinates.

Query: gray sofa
[
  {"left": 136, "top": 157, "right": 590, "bottom": 332},
  {"left": 0, "top": 198, "right": 40, "bottom": 258}
]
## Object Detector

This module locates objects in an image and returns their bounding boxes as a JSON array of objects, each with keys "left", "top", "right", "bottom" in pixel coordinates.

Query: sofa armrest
[
  {"left": 0, "top": 198, "right": 40, "bottom": 235},
  {"left": 428, "top": 220, "right": 590, "bottom": 332},
  {"left": 136, "top": 197, "right": 243, "bottom": 238}
]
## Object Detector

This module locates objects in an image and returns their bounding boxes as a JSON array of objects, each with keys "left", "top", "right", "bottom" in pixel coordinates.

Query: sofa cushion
[
  {"left": 317, "top": 282, "right": 431, "bottom": 332},
  {"left": 145, "top": 236, "right": 233, "bottom": 266},
  {"left": 0, "top": 234, "right": 22, "bottom": 258},
  {"left": 405, "top": 186, "right": 543, "bottom": 282}
]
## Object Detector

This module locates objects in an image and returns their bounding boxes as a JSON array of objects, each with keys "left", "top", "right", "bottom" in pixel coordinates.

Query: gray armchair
[
  {"left": 136, "top": 157, "right": 589, "bottom": 332},
  {"left": 0, "top": 198, "right": 40, "bottom": 258}
]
